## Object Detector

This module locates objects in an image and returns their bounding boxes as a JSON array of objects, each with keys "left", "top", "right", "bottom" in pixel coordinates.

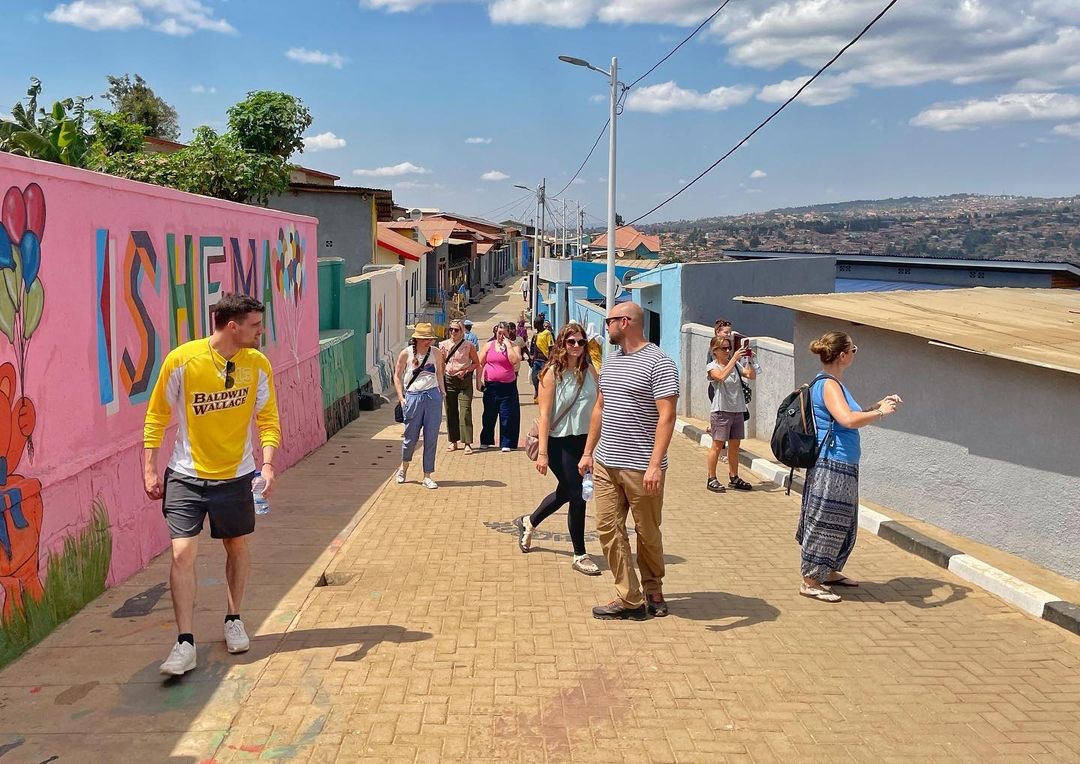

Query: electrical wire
[
  {"left": 626, "top": 0, "right": 733, "bottom": 91},
  {"left": 553, "top": 118, "right": 609, "bottom": 198},
  {"left": 479, "top": 191, "right": 534, "bottom": 220},
  {"left": 626, "top": 0, "right": 901, "bottom": 227}
]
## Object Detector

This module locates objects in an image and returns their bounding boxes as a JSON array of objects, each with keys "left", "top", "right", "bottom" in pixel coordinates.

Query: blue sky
[{"left": 8, "top": 1, "right": 1080, "bottom": 225}]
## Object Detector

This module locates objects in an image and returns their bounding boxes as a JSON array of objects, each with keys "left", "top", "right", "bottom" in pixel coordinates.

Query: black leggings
[{"left": 529, "top": 434, "right": 588, "bottom": 556}]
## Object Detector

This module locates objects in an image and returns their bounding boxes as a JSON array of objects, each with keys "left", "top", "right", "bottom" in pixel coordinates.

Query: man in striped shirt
[{"left": 579, "top": 302, "right": 679, "bottom": 620}]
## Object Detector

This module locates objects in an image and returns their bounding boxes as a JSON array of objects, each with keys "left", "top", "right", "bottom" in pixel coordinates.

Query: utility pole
[
  {"left": 562, "top": 199, "right": 568, "bottom": 257},
  {"left": 535, "top": 179, "right": 545, "bottom": 320},
  {"left": 577, "top": 205, "right": 584, "bottom": 259}
]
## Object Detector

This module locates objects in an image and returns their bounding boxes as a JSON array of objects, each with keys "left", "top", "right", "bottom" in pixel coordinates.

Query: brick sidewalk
[{"left": 2, "top": 287, "right": 1079, "bottom": 762}]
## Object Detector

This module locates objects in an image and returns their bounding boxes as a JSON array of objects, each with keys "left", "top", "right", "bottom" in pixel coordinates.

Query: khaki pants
[{"left": 594, "top": 462, "right": 665, "bottom": 607}]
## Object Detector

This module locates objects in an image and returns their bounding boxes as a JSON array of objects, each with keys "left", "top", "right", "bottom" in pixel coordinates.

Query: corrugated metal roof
[
  {"left": 376, "top": 223, "right": 431, "bottom": 261},
  {"left": 737, "top": 287, "right": 1080, "bottom": 376}
]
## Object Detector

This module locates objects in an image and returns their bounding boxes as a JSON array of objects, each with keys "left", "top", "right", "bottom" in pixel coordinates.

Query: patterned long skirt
[{"left": 795, "top": 457, "right": 859, "bottom": 581}]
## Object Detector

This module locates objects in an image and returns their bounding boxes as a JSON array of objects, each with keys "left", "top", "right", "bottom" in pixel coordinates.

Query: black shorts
[{"left": 162, "top": 469, "right": 256, "bottom": 540}]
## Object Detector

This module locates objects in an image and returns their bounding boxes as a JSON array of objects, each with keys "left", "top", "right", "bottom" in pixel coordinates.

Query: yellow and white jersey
[{"left": 144, "top": 338, "right": 281, "bottom": 480}]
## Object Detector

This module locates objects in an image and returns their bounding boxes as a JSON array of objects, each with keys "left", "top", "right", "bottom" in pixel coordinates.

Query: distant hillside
[{"left": 649, "top": 194, "right": 1080, "bottom": 266}]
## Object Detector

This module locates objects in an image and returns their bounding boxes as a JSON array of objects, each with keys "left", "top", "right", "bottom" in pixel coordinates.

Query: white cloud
[
  {"left": 358, "top": 2, "right": 1080, "bottom": 106},
  {"left": 47, "top": 0, "right": 234, "bottom": 34},
  {"left": 910, "top": 93, "right": 1080, "bottom": 130},
  {"left": 465, "top": 137, "right": 493, "bottom": 144},
  {"left": 189, "top": 84, "right": 216, "bottom": 94},
  {"left": 571, "top": 178, "right": 586, "bottom": 185},
  {"left": 481, "top": 170, "right": 510, "bottom": 181},
  {"left": 1052, "top": 122, "right": 1080, "bottom": 138},
  {"left": 589, "top": 94, "right": 606, "bottom": 104},
  {"left": 286, "top": 48, "right": 347, "bottom": 69},
  {"left": 396, "top": 181, "right": 445, "bottom": 190},
  {"left": 750, "top": 170, "right": 767, "bottom": 179},
  {"left": 756, "top": 75, "right": 857, "bottom": 107},
  {"left": 489, "top": 0, "right": 598, "bottom": 27},
  {"left": 625, "top": 81, "right": 754, "bottom": 113},
  {"left": 303, "top": 132, "right": 347, "bottom": 151},
  {"left": 353, "top": 162, "right": 430, "bottom": 177}
]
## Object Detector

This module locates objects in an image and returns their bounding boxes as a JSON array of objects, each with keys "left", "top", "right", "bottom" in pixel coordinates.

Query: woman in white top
[
  {"left": 394, "top": 323, "right": 446, "bottom": 489},
  {"left": 514, "top": 324, "right": 601, "bottom": 575}
]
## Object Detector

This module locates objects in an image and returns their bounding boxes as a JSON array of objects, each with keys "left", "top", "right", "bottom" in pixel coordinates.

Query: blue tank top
[{"left": 810, "top": 375, "right": 861, "bottom": 464}]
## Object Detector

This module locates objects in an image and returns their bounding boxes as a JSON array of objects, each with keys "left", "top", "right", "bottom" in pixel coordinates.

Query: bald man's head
[{"left": 606, "top": 301, "right": 645, "bottom": 346}]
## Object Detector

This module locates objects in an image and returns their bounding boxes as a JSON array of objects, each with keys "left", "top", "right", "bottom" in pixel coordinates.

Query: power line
[
  {"left": 627, "top": 0, "right": 901, "bottom": 227},
  {"left": 479, "top": 191, "right": 534, "bottom": 220},
  {"left": 626, "top": 0, "right": 734, "bottom": 91},
  {"left": 553, "top": 118, "right": 609, "bottom": 198}
]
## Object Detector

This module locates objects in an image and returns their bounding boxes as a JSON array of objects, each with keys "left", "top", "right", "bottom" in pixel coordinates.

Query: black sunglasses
[
  {"left": 603, "top": 315, "right": 628, "bottom": 326},
  {"left": 224, "top": 360, "right": 235, "bottom": 389},
  {"left": 565, "top": 338, "right": 587, "bottom": 347},
  {"left": 450, "top": 327, "right": 463, "bottom": 333}
]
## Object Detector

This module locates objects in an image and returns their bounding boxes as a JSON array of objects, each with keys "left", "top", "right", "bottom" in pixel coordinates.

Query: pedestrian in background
[
  {"left": 462, "top": 319, "right": 480, "bottom": 350},
  {"left": 705, "top": 334, "right": 756, "bottom": 492},
  {"left": 520, "top": 275, "right": 530, "bottom": 304},
  {"left": 515, "top": 323, "right": 601, "bottom": 576},
  {"left": 529, "top": 318, "right": 554, "bottom": 403},
  {"left": 479, "top": 322, "right": 522, "bottom": 452},
  {"left": 579, "top": 302, "right": 679, "bottom": 621},
  {"left": 394, "top": 323, "right": 445, "bottom": 489},
  {"left": 441, "top": 319, "right": 480, "bottom": 455},
  {"left": 797, "top": 331, "right": 901, "bottom": 602}
]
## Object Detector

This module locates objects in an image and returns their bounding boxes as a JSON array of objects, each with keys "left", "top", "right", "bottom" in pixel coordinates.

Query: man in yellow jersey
[{"left": 143, "top": 293, "right": 281, "bottom": 676}]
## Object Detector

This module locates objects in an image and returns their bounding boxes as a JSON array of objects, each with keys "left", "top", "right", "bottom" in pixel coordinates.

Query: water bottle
[
  {"left": 252, "top": 471, "right": 270, "bottom": 515},
  {"left": 581, "top": 469, "right": 594, "bottom": 502}
]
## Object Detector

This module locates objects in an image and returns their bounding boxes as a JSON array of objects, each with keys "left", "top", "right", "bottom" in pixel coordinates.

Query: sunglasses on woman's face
[
  {"left": 565, "top": 338, "right": 586, "bottom": 347},
  {"left": 450, "top": 327, "right": 462, "bottom": 333},
  {"left": 718, "top": 345, "right": 731, "bottom": 351}
]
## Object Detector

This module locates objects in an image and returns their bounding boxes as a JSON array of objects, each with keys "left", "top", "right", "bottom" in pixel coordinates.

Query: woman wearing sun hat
[{"left": 393, "top": 322, "right": 446, "bottom": 489}]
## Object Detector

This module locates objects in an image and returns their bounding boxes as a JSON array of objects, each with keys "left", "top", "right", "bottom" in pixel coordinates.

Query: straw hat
[{"left": 412, "top": 322, "right": 438, "bottom": 340}]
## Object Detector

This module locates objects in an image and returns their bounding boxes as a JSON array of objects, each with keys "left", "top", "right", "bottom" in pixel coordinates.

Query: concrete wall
[
  {"left": 679, "top": 258, "right": 836, "bottom": 343},
  {"left": 794, "top": 314, "right": 1080, "bottom": 581},
  {"left": 0, "top": 154, "right": 326, "bottom": 665},
  {"left": 679, "top": 324, "right": 794, "bottom": 440},
  {"left": 268, "top": 190, "right": 376, "bottom": 277},
  {"left": 356, "top": 265, "right": 407, "bottom": 398}
]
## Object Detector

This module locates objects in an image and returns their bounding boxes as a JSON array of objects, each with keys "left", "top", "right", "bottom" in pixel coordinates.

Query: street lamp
[
  {"left": 560, "top": 54, "right": 623, "bottom": 313},
  {"left": 513, "top": 181, "right": 545, "bottom": 320}
]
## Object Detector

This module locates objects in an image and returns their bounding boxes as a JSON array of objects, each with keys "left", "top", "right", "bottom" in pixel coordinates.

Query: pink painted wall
[{"left": 0, "top": 153, "right": 326, "bottom": 618}]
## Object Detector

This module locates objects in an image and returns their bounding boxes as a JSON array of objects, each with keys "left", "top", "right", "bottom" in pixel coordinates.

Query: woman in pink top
[{"left": 478, "top": 322, "right": 523, "bottom": 451}]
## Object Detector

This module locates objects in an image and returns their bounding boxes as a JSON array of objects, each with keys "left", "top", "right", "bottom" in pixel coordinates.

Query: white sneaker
[
  {"left": 572, "top": 554, "right": 602, "bottom": 576},
  {"left": 422, "top": 477, "right": 439, "bottom": 490},
  {"left": 501, "top": 447, "right": 511, "bottom": 453},
  {"left": 159, "top": 641, "right": 196, "bottom": 675},
  {"left": 395, "top": 467, "right": 406, "bottom": 484},
  {"left": 224, "top": 619, "right": 250, "bottom": 654}
]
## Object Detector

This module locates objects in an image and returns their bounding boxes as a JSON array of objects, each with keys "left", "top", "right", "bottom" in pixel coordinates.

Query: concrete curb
[{"left": 674, "top": 418, "right": 1080, "bottom": 638}]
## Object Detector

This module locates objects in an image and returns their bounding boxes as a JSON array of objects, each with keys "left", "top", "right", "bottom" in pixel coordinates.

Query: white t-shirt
[{"left": 520, "top": 277, "right": 529, "bottom": 292}]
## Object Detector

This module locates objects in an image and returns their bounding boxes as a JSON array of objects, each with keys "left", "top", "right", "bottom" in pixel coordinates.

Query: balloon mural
[
  {"left": 272, "top": 223, "right": 305, "bottom": 362},
  {"left": 0, "top": 184, "right": 46, "bottom": 460}
]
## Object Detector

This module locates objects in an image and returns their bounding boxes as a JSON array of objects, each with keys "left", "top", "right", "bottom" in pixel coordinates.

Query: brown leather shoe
[{"left": 646, "top": 594, "right": 668, "bottom": 617}]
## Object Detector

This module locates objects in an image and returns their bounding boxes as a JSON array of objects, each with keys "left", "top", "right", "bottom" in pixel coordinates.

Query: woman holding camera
[
  {"left": 797, "top": 331, "right": 902, "bottom": 603},
  {"left": 705, "top": 335, "right": 756, "bottom": 492}
]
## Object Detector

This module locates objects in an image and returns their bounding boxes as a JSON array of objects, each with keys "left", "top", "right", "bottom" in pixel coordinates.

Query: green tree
[
  {"left": 104, "top": 74, "right": 180, "bottom": 140},
  {"left": 227, "top": 91, "right": 312, "bottom": 157},
  {"left": 88, "top": 109, "right": 146, "bottom": 156},
  {"left": 0, "top": 78, "right": 94, "bottom": 167}
]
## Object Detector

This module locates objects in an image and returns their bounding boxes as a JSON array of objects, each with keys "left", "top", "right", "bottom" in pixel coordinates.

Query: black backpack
[{"left": 770, "top": 373, "right": 836, "bottom": 494}]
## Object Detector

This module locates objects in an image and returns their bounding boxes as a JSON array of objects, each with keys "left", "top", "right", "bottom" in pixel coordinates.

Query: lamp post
[
  {"left": 559, "top": 54, "right": 622, "bottom": 312},
  {"left": 514, "top": 179, "right": 545, "bottom": 321}
]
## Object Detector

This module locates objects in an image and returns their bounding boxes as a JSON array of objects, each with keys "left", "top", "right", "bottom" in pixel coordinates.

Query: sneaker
[
  {"left": 646, "top": 594, "right": 669, "bottom": 617},
  {"left": 224, "top": 619, "right": 250, "bottom": 654},
  {"left": 422, "top": 477, "right": 439, "bottom": 490},
  {"left": 572, "top": 555, "right": 601, "bottom": 576},
  {"left": 592, "top": 600, "right": 648, "bottom": 621},
  {"left": 500, "top": 447, "right": 511, "bottom": 453},
  {"left": 395, "top": 467, "right": 406, "bottom": 484},
  {"left": 513, "top": 515, "right": 534, "bottom": 553},
  {"left": 706, "top": 477, "right": 726, "bottom": 493},
  {"left": 160, "top": 640, "right": 197, "bottom": 675}
]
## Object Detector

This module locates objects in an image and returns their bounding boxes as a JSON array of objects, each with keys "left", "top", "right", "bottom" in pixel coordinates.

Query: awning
[{"left": 623, "top": 281, "right": 660, "bottom": 290}]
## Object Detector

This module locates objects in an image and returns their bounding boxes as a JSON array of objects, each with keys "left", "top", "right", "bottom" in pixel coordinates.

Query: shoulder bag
[
  {"left": 525, "top": 371, "right": 588, "bottom": 461},
  {"left": 394, "top": 347, "right": 432, "bottom": 423}
]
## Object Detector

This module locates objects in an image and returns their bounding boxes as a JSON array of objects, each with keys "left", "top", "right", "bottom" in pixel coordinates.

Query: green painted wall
[{"left": 317, "top": 259, "right": 373, "bottom": 431}]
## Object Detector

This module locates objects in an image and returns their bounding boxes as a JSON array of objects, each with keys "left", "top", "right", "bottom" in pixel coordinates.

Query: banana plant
[{"left": 0, "top": 78, "right": 93, "bottom": 168}]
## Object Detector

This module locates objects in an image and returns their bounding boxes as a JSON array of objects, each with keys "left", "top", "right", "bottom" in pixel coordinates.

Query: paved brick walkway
[{"left": 2, "top": 287, "right": 1079, "bottom": 762}]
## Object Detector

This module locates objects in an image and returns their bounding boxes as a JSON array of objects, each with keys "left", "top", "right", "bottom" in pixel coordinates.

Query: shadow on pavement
[
  {"left": 852, "top": 576, "right": 971, "bottom": 608},
  {"left": 666, "top": 591, "right": 781, "bottom": 632},
  {"left": 436, "top": 479, "right": 507, "bottom": 488}
]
